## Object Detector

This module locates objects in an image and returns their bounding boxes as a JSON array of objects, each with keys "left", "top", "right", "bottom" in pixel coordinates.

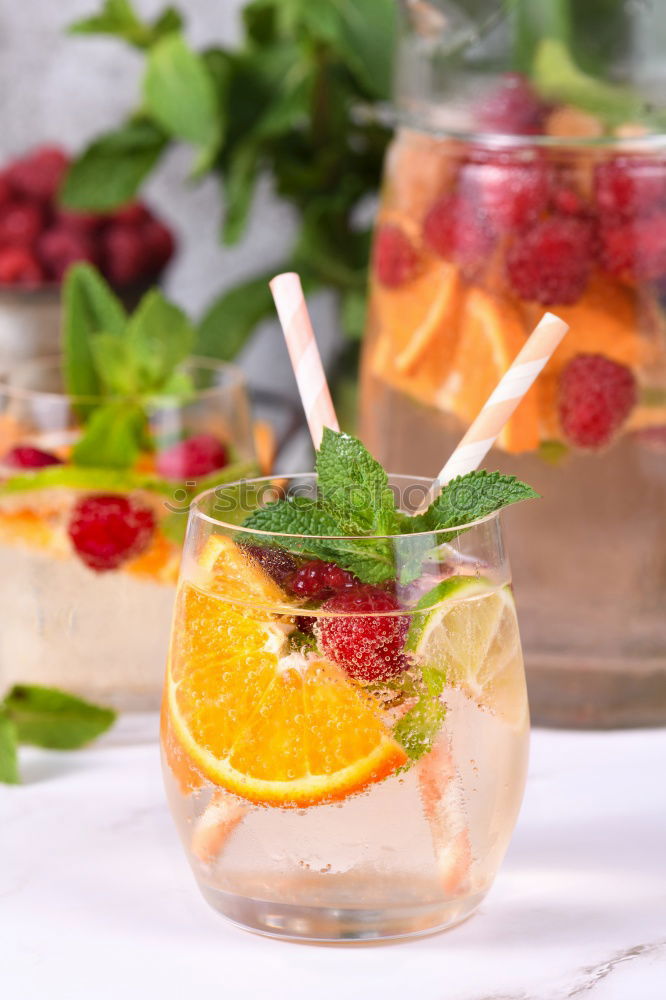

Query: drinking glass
[
  {"left": 0, "top": 355, "right": 257, "bottom": 708},
  {"left": 161, "top": 474, "right": 529, "bottom": 941}
]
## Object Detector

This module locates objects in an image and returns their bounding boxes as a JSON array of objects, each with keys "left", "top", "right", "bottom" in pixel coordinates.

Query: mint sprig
[
  {"left": 392, "top": 666, "right": 447, "bottom": 762},
  {"left": 242, "top": 430, "right": 538, "bottom": 585},
  {"left": 63, "top": 265, "right": 196, "bottom": 470},
  {"left": 0, "top": 685, "right": 116, "bottom": 784}
]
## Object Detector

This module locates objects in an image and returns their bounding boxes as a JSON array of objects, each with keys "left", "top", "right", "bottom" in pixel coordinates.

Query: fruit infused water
[
  {"left": 362, "top": 104, "right": 666, "bottom": 724},
  {"left": 161, "top": 430, "right": 534, "bottom": 941}
]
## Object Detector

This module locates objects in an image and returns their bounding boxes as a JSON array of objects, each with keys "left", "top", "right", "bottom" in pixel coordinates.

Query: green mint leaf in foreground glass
[
  {"left": 316, "top": 427, "right": 400, "bottom": 536},
  {"left": 242, "top": 430, "right": 538, "bottom": 587},
  {"left": 0, "top": 711, "right": 19, "bottom": 784},
  {"left": 2, "top": 685, "right": 116, "bottom": 752},
  {"left": 63, "top": 262, "right": 127, "bottom": 401}
]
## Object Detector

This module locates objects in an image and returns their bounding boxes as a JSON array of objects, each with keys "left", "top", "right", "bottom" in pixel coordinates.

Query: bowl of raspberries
[{"left": 0, "top": 144, "right": 176, "bottom": 364}]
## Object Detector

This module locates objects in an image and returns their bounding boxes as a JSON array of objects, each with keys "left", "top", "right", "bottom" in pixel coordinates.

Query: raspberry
[
  {"left": 38, "top": 226, "right": 98, "bottom": 281},
  {"left": 460, "top": 152, "right": 550, "bottom": 231},
  {"left": 156, "top": 433, "right": 229, "bottom": 481},
  {"left": 68, "top": 494, "right": 155, "bottom": 572},
  {"left": 505, "top": 216, "right": 593, "bottom": 304},
  {"left": 598, "top": 212, "right": 666, "bottom": 281},
  {"left": 0, "top": 201, "right": 44, "bottom": 248},
  {"left": 0, "top": 247, "right": 44, "bottom": 285},
  {"left": 594, "top": 157, "right": 666, "bottom": 219},
  {"left": 551, "top": 186, "right": 587, "bottom": 217},
  {"left": 373, "top": 223, "right": 420, "bottom": 287},
  {"left": 141, "top": 219, "right": 175, "bottom": 273},
  {"left": 316, "top": 584, "right": 408, "bottom": 682},
  {"left": 0, "top": 173, "right": 12, "bottom": 209},
  {"left": 290, "top": 560, "right": 359, "bottom": 600},
  {"left": 423, "top": 194, "right": 496, "bottom": 276},
  {"left": 112, "top": 202, "right": 151, "bottom": 226},
  {"left": 7, "top": 146, "right": 69, "bottom": 202},
  {"left": 56, "top": 209, "right": 103, "bottom": 236},
  {"left": 558, "top": 354, "right": 637, "bottom": 449},
  {"left": 3, "top": 445, "right": 62, "bottom": 468},
  {"left": 101, "top": 223, "right": 150, "bottom": 286},
  {"left": 475, "top": 73, "right": 548, "bottom": 136},
  {"left": 241, "top": 544, "right": 297, "bottom": 587}
]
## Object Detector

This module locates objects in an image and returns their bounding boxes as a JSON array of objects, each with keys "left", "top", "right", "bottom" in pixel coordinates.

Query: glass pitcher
[{"left": 360, "top": 0, "right": 666, "bottom": 727}]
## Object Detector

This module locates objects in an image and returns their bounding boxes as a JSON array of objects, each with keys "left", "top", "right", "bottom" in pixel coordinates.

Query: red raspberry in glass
[
  {"left": 475, "top": 73, "right": 548, "bottom": 136},
  {"left": 373, "top": 223, "right": 420, "bottom": 287},
  {"left": 0, "top": 246, "right": 44, "bottom": 285},
  {"left": 423, "top": 193, "right": 496, "bottom": 277},
  {"left": 558, "top": 354, "right": 637, "bottom": 450},
  {"left": 3, "top": 445, "right": 62, "bottom": 468},
  {"left": 7, "top": 146, "right": 69, "bottom": 202},
  {"left": 599, "top": 212, "right": 666, "bottom": 281},
  {"left": 0, "top": 201, "right": 45, "bottom": 248},
  {"left": 594, "top": 157, "right": 666, "bottom": 219},
  {"left": 101, "top": 223, "right": 150, "bottom": 286},
  {"left": 290, "top": 559, "right": 359, "bottom": 600},
  {"left": 112, "top": 202, "right": 151, "bottom": 226},
  {"left": 156, "top": 433, "right": 229, "bottom": 481},
  {"left": 316, "top": 584, "right": 408, "bottom": 683},
  {"left": 505, "top": 215, "right": 593, "bottom": 305},
  {"left": 460, "top": 151, "right": 550, "bottom": 231},
  {"left": 38, "top": 226, "right": 98, "bottom": 281},
  {"left": 68, "top": 494, "right": 156, "bottom": 572},
  {"left": 141, "top": 219, "right": 175, "bottom": 272}
]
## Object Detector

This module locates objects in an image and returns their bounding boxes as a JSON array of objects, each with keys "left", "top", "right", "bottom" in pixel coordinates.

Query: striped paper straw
[
  {"left": 269, "top": 273, "right": 339, "bottom": 448},
  {"left": 437, "top": 311, "right": 569, "bottom": 485}
]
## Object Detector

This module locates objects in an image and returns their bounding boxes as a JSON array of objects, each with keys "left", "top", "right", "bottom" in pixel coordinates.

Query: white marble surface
[{"left": 1, "top": 718, "right": 665, "bottom": 1000}]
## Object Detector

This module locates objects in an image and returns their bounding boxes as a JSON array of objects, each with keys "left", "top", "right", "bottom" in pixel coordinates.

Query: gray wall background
[{"left": 0, "top": 0, "right": 341, "bottom": 464}]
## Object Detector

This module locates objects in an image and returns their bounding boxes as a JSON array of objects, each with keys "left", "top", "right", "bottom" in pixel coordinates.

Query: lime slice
[{"left": 406, "top": 576, "right": 528, "bottom": 728}]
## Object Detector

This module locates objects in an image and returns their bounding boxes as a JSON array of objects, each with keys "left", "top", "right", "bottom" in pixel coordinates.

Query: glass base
[{"left": 199, "top": 884, "right": 486, "bottom": 942}]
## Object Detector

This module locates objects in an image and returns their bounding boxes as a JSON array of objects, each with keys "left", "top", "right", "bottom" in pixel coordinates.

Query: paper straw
[
  {"left": 437, "top": 311, "right": 569, "bottom": 485},
  {"left": 269, "top": 273, "right": 339, "bottom": 448}
]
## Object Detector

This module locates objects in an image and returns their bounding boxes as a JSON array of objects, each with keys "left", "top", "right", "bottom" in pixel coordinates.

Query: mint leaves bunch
[
  {"left": 64, "top": 263, "right": 196, "bottom": 470},
  {"left": 0, "top": 685, "right": 116, "bottom": 784},
  {"left": 243, "top": 428, "right": 538, "bottom": 584}
]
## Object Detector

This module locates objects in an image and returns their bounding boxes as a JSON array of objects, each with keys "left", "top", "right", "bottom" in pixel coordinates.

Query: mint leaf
[
  {"left": 69, "top": 0, "right": 183, "bottom": 49},
  {"left": 197, "top": 271, "right": 292, "bottom": 361},
  {"left": 90, "top": 332, "right": 139, "bottom": 395},
  {"left": 3, "top": 685, "right": 116, "bottom": 750},
  {"left": 63, "top": 263, "right": 127, "bottom": 401},
  {"left": 316, "top": 428, "right": 399, "bottom": 535},
  {"left": 408, "top": 471, "right": 539, "bottom": 534},
  {"left": 0, "top": 711, "right": 19, "bottom": 784},
  {"left": 72, "top": 401, "right": 146, "bottom": 469},
  {"left": 243, "top": 497, "right": 395, "bottom": 584},
  {"left": 125, "top": 289, "right": 195, "bottom": 390},
  {"left": 143, "top": 33, "right": 222, "bottom": 163},
  {"left": 60, "top": 119, "right": 168, "bottom": 212},
  {"left": 393, "top": 665, "right": 446, "bottom": 762}
]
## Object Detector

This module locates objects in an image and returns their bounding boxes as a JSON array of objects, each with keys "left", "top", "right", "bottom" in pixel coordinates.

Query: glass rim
[
  {"left": 370, "top": 102, "right": 666, "bottom": 151},
  {"left": 0, "top": 353, "right": 247, "bottom": 405},
  {"left": 189, "top": 472, "right": 503, "bottom": 540}
]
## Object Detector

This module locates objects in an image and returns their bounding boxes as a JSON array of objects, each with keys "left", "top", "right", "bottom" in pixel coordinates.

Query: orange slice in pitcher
[
  {"left": 437, "top": 287, "right": 539, "bottom": 453},
  {"left": 167, "top": 538, "right": 407, "bottom": 807}
]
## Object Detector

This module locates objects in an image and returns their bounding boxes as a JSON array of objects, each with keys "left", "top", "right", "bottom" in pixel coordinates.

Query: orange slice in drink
[
  {"left": 371, "top": 257, "right": 463, "bottom": 404},
  {"left": 437, "top": 287, "right": 539, "bottom": 453},
  {"left": 167, "top": 538, "right": 407, "bottom": 807}
]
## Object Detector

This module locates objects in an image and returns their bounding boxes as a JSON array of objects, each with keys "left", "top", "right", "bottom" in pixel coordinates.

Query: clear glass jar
[
  {"left": 360, "top": 0, "right": 666, "bottom": 726},
  {"left": 0, "top": 355, "right": 257, "bottom": 709},
  {"left": 161, "top": 475, "right": 529, "bottom": 941}
]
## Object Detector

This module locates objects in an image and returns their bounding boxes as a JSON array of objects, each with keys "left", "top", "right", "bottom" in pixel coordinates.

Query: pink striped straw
[
  {"left": 269, "top": 273, "right": 339, "bottom": 448},
  {"left": 437, "top": 311, "right": 569, "bottom": 484}
]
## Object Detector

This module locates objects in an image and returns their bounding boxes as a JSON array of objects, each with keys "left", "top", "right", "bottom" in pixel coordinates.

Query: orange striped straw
[
  {"left": 269, "top": 272, "right": 339, "bottom": 448},
  {"left": 437, "top": 311, "right": 569, "bottom": 485}
]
